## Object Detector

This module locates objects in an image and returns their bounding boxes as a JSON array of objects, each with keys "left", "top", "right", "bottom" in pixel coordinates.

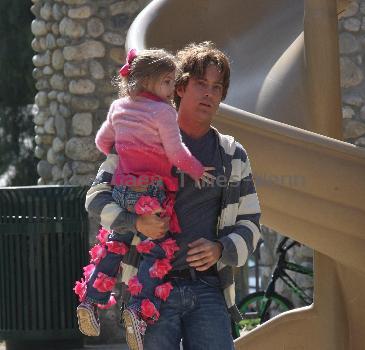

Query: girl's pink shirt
[{"left": 95, "top": 96, "right": 205, "bottom": 189}]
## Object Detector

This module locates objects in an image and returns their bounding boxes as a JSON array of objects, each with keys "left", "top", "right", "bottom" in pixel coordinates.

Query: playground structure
[{"left": 126, "top": 0, "right": 365, "bottom": 349}]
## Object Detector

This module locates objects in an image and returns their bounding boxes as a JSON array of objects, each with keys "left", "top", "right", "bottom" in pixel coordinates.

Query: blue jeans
[
  {"left": 85, "top": 181, "right": 167, "bottom": 304},
  {"left": 143, "top": 276, "right": 234, "bottom": 350},
  {"left": 85, "top": 231, "right": 134, "bottom": 304}
]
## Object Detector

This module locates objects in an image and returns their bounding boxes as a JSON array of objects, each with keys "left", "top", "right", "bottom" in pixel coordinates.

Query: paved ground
[{"left": 0, "top": 342, "right": 129, "bottom": 350}]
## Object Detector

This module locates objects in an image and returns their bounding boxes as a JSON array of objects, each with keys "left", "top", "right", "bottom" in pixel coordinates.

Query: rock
[
  {"left": 87, "top": 17, "right": 105, "bottom": 38},
  {"left": 35, "top": 79, "right": 50, "bottom": 91},
  {"left": 69, "top": 79, "right": 96, "bottom": 94},
  {"left": 45, "top": 33, "right": 56, "bottom": 50},
  {"left": 109, "top": 2, "right": 125, "bottom": 16},
  {"left": 40, "top": 135, "right": 53, "bottom": 145},
  {"left": 34, "top": 111, "right": 48, "bottom": 125},
  {"left": 34, "top": 126, "right": 45, "bottom": 134},
  {"left": 52, "top": 3, "right": 63, "bottom": 21},
  {"left": 360, "top": 106, "right": 365, "bottom": 121},
  {"left": 37, "top": 177, "right": 46, "bottom": 185},
  {"left": 50, "top": 101, "right": 58, "bottom": 115},
  {"left": 71, "top": 96, "right": 100, "bottom": 111},
  {"left": 72, "top": 113, "right": 93, "bottom": 136},
  {"left": 361, "top": 2, "right": 365, "bottom": 14},
  {"left": 37, "top": 160, "right": 53, "bottom": 179},
  {"left": 64, "top": 62, "right": 88, "bottom": 77},
  {"left": 98, "top": 8, "right": 108, "bottom": 19},
  {"left": 31, "top": 19, "right": 48, "bottom": 36},
  {"left": 108, "top": 13, "right": 130, "bottom": 31},
  {"left": 38, "top": 37, "right": 47, "bottom": 51},
  {"left": 32, "top": 68, "right": 43, "bottom": 79},
  {"left": 59, "top": 104, "right": 72, "bottom": 118},
  {"left": 33, "top": 51, "right": 51, "bottom": 67},
  {"left": 341, "top": 1, "right": 359, "bottom": 17},
  {"left": 103, "top": 96, "right": 115, "bottom": 108},
  {"left": 355, "top": 136, "right": 365, "bottom": 147},
  {"left": 109, "top": 1, "right": 140, "bottom": 16},
  {"left": 52, "top": 165, "right": 63, "bottom": 181},
  {"left": 343, "top": 120, "right": 365, "bottom": 139},
  {"left": 343, "top": 94, "right": 363, "bottom": 107},
  {"left": 35, "top": 135, "right": 42, "bottom": 145},
  {"left": 31, "top": 3, "right": 41, "bottom": 16},
  {"left": 31, "top": 104, "right": 39, "bottom": 117},
  {"left": 51, "top": 23, "right": 60, "bottom": 36},
  {"left": 63, "top": 41, "right": 105, "bottom": 61},
  {"left": 31, "top": 38, "right": 42, "bottom": 53},
  {"left": 52, "top": 137, "right": 65, "bottom": 153},
  {"left": 52, "top": 49, "right": 64, "bottom": 70},
  {"left": 89, "top": 60, "right": 105, "bottom": 79},
  {"left": 35, "top": 92, "right": 48, "bottom": 107},
  {"left": 110, "top": 48, "right": 125, "bottom": 64},
  {"left": 50, "top": 74, "right": 66, "bottom": 90},
  {"left": 98, "top": 81, "right": 115, "bottom": 95},
  {"left": 69, "top": 174, "right": 93, "bottom": 186},
  {"left": 102, "top": 32, "right": 125, "bottom": 46},
  {"left": 44, "top": 117, "right": 56, "bottom": 134},
  {"left": 48, "top": 91, "right": 58, "bottom": 100},
  {"left": 47, "top": 148, "right": 57, "bottom": 165},
  {"left": 34, "top": 125, "right": 44, "bottom": 135},
  {"left": 339, "top": 33, "right": 360, "bottom": 54},
  {"left": 64, "top": 0, "right": 87, "bottom": 4},
  {"left": 43, "top": 66, "right": 53, "bottom": 75},
  {"left": 340, "top": 57, "right": 364, "bottom": 88},
  {"left": 343, "top": 17, "right": 361, "bottom": 32},
  {"left": 64, "top": 93, "right": 72, "bottom": 104},
  {"left": 56, "top": 38, "right": 68, "bottom": 48},
  {"left": 68, "top": 5, "right": 92, "bottom": 19},
  {"left": 342, "top": 106, "right": 355, "bottom": 119},
  {"left": 55, "top": 114, "right": 67, "bottom": 139},
  {"left": 40, "top": 2, "right": 52, "bottom": 20},
  {"left": 65, "top": 137, "right": 101, "bottom": 161},
  {"left": 72, "top": 161, "right": 95, "bottom": 174},
  {"left": 59, "top": 17, "right": 85, "bottom": 39},
  {"left": 62, "top": 162, "right": 73, "bottom": 179},
  {"left": 35, "top": 146, "right": 46, "bottom": 159}
]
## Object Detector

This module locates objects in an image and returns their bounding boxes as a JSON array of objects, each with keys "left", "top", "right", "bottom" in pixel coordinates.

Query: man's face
[{"left": 176, "top": 64, "right": 224, "bottom": 124}]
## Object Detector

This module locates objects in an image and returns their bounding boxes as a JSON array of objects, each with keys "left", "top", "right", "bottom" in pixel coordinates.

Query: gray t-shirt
[{"left": 172, "top": 128, "right": 224, "bottom": 270}]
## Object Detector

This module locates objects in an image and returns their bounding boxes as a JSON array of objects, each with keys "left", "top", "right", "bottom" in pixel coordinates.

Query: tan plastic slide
[{"left": 126, "top": 0, "right": 365, "bottom": 349}]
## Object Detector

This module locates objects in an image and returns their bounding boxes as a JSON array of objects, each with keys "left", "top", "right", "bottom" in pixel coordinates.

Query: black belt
[{"left": 166, "top": 266, "right": 217, "bottom": 280}]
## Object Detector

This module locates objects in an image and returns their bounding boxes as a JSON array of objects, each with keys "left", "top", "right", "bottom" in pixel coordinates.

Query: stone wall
[
  {"left": 340, "top": 0, "right": 365, "bottom": 144},
  {"left": 31, "top": 0, "right": 148, "bottom": 186}
]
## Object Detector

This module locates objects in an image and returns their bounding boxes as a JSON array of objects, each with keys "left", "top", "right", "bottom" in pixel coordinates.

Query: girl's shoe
[
  {"left": 77, "top": 302, "right": 100, "bottom": 336},
  {"left": 122, "top": 308, "right": 146, "bottom": 350}
]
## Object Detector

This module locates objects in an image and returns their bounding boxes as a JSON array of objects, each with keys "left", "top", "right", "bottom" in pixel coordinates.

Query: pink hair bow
[{"left": 119, "top": 49, "right": 137, "bottom": 77}]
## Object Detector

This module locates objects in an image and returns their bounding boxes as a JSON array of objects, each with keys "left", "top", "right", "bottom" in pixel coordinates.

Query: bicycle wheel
[{"left": 233, "top": 291, "right": 294, "bottom": 338}]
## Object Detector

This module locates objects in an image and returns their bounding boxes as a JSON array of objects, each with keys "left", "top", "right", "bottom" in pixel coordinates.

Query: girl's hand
[
  {"left": 195, "top": 166, "right": 216, "bottom": 189},
  {"left": 136, "top": 214, "right": 169, "bottom": 239}
]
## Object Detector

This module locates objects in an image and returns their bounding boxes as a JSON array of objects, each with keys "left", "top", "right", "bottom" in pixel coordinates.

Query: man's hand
[
  {"left": 186, "top": 238, "right": 223, "bottom": 271},
  {"left": 136, "top": 214, "right": 169, "bottom": 240}
]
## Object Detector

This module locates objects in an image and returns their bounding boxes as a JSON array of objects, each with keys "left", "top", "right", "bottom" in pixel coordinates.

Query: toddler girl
[{"left": 74, "top": 48, "right": 214, "bottom": 349}]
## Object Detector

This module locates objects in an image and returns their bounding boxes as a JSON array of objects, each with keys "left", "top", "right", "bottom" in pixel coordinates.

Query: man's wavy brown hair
[{"left": 174, "top": 41, "right": 230, "bottom": 109}]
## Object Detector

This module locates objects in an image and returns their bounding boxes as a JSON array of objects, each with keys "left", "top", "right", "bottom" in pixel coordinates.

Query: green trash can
[{"left": 0, "top": 186, "right": 89, "bottom": 350}]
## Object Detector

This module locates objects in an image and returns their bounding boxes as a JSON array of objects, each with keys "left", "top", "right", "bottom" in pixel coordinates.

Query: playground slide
[{"left": 126, "top": 0, "right": 365, "bottom": 348}]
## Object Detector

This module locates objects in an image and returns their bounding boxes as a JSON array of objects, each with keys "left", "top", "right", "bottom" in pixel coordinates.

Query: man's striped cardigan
[{"left": 85, "top": 127, "right": 262, "bottom": 322}]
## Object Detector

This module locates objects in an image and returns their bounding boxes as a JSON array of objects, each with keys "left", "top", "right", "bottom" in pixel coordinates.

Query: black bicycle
[{"left": 233, "top": 237, "right": 313, "bottom": 338}]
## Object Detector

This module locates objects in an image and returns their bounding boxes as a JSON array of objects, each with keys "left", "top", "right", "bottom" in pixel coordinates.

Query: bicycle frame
[{"left": 260, "top": 237, "right": 313, "bottom": 322}]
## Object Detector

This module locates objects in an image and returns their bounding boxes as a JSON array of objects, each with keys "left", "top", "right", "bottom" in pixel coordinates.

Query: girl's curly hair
[{"left": 113, "top": 48, "right": 177, "bottom": 98}]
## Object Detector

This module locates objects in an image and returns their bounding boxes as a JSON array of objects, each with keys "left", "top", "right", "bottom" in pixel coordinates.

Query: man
[{"left": 85, "top": 42, "right": 261, "bottom": 349}]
